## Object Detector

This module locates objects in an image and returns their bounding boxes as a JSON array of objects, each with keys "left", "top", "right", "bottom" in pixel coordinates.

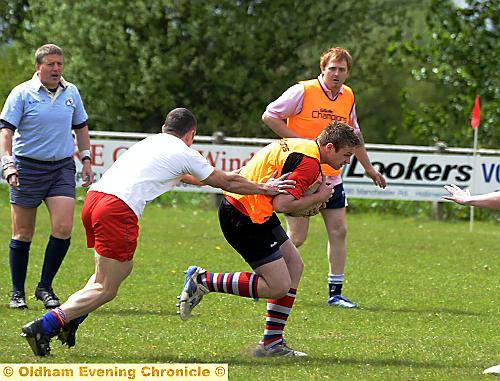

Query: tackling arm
[{"left": 201, "top": 169, "right": 294, "bottom": 196}]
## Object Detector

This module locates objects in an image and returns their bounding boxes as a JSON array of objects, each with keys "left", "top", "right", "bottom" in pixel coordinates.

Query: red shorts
[{"left": 81, "top": 191, "right": 139, "bottom": 262}]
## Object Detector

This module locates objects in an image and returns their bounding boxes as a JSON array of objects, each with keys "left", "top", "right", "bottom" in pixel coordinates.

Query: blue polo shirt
[{"left": 0, "top": 73, "right": 88, "bottom": 161}]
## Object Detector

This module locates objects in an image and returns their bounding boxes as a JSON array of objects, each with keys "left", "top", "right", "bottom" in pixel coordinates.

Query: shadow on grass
[
  {"left": 359, "top": 306, "right": 482, "bottom": 317},
  {"left": 79, "top": 352, "right": 471, "bottom": 370},
  {"left": 93, "top": 308, "right": 177, "bottom": 317},
  {"left": 299, "top": 301, "right": 483, "bottom": 317}
]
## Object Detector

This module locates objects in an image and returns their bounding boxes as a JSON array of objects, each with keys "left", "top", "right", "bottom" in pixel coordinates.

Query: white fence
[{"left": 70, "top": 131, "right": 500, "bottom": 202}]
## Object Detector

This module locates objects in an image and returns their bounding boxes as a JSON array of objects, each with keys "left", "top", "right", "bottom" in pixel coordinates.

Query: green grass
[{"left": 0, "top": 190, "right": 498, "bottom": 380}]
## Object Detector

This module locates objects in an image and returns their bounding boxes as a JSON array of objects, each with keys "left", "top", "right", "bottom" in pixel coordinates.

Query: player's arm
[
  {"left": 0, "top": 126, "right": 19, "bottom": 188},
  {"left": 262, "top": 84, "right": 304, "bottom": 138},
  {"left": 262, "top": 115, "right": 301, "bottom": 138},
  {"left": 443, "top": 184, "right": 500, "bottom": 210},
  {"left": 273, "top": 176, "right": 333, "bottom": 213},
  {"left": 74, "top": 125, "right": 94, "bottom": 187},
  {"left": 272, "top": 156, "right": 332, "bottom": 214},
  {"left": 201, "top": 169, "right": 295, "bottom": 196},
  {"left": 353, "top": 130, "right": 386, "bottom": 189},
  {"left": 181, "top": 174, "right": 204, "bottom": 186}
]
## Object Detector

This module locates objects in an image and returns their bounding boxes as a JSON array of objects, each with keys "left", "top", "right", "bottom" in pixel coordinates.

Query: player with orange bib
[{"left": 178, "top": 122, "right": 360, "bottom": 357}]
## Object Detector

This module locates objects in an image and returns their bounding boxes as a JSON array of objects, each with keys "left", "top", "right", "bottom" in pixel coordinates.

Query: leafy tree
[
  {"left": 0, "top": 0, "right": 30, "bottom": 43},
  {"left": 0, "top": 43, "right": 32, "bottom": 107},
  {"left": 11, "top": 0, "right": 418, "bottom": 138},
  {"left": 389, "top": 0, "right": 499, "bottom": 148}
]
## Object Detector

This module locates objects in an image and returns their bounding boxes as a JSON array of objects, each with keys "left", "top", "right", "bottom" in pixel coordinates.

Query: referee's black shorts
[
  {"left": 218, "top": 198, "right": 288, "bottom": 269},
  {"left": 10, "top": 156, "right": 76, "bottom": 208}
]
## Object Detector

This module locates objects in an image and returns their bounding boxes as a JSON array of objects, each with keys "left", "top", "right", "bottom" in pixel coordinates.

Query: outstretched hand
[
  {"left": 366, "top": 168, "right": 386, "bottom": 189},
  {"left": 442, "top": 184, "right": 471, "bottom": 205},
  {"left": 263, "top": 171, "right": 296, "bottom": 196}
]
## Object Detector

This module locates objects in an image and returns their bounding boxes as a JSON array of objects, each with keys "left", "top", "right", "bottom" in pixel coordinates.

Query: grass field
[{"left": 0, "top": 191, "right": 498, "bottom": 380}]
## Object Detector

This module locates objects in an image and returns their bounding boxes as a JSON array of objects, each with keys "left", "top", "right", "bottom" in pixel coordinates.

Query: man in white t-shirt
[{"left": 20, "top": 107, "right": 295, "bottom": 357}]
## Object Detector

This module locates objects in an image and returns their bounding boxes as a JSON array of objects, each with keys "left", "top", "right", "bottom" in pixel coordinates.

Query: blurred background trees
[{"left": 0, "top": 0, "right": 497, "bottom": 148}]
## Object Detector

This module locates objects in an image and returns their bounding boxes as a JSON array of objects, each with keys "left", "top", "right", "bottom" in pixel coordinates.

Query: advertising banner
[{"left": 71, "top": 139, "right": 499, "bottom": 201}]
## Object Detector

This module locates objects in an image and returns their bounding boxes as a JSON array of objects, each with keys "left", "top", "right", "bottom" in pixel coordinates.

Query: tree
[
  {"left": 0, "top": 0, "right": 30, "bottom": 44},
  {"left": 0, "top": 43, "right": 32, "bottom": 107},
  {"left": 12, "top": 0, "right": 417, "bottom": 138},
  {"left": 389, "top": 0, "right": 499, "bottom": 148}
]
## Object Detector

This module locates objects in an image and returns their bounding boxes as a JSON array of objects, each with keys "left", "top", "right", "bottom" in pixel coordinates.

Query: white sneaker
[
  {"left": 327, "top": 294, "right": 358, "bottom": 308},
  {"left": 177, "top": 266, "right": 209, "bottom": 321},
  {"left": 483, "top": 365, "right": 500, "bottom": 374}
]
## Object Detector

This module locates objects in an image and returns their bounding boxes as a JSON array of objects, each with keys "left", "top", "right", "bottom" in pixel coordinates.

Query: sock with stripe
[
  {"left": 197, "top": 271, "right": 259, "bottom": 299},
  {"left": 328, "top": 273, "right": 344, "bottom": 296},
  {"left": 40, "top": 307, "right": 67, "bottom": 337},
  {"left": 262, "top": 288, "right": 297, "bottom": 349}
]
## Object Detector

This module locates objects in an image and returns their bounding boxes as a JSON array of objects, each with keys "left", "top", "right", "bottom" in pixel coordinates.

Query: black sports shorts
[{"left": 218, "top": 198, "right": 288, "bottom": 269}]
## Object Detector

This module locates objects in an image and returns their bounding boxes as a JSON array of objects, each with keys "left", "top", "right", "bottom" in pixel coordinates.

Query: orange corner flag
[{"left": 471, "top": 95, "right": 480, "bottom": 129}]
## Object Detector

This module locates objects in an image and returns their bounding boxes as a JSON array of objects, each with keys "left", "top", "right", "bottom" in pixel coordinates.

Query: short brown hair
[
  {"left": 162, "top": 108, "right": 197, "bottom": 137},
  {"left": 320, "top": 47, "right": 352, "bottom": 72},
  {"left": 35, "top": 44, "right": 64, "bottom": 65},
  {"left": 317, "top": 121, "right": 360, "bottom": 150}
]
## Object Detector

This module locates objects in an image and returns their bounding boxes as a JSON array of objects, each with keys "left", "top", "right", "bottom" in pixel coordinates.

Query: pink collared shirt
[{"left": 263, "top": 75, "right": 360, "bottom": 134}]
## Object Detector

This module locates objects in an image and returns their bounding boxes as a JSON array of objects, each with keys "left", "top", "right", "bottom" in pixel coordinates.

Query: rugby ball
[{"left": 286, "top": 183, "right": 324, "bottom": 217}]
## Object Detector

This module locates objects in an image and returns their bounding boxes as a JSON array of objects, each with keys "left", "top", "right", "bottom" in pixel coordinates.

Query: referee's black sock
[
  {"left": 39, "top": 235, "right": 70, "bottom": 289},
  {"left": 9, "top": 239, "right": 31, "bottom": 294}
]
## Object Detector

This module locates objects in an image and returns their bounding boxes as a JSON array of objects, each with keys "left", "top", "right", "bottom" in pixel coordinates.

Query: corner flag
[{"left": 471, "top": 95, "right": 480, "bottom": 129}]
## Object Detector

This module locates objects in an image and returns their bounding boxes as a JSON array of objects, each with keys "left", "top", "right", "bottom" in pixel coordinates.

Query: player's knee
[
  {"left": 330, "top": 225, "right": 347, "bottom": 240},
  {"left": 295, "top": 257, "right": 304, "bottom": 276},
  {"left": 94, "top": 283, "right": 118, "bottom": 303},
  {"left": 101, "top": 288, "right": 118, "bottom": 303},
  {"left": 269, "top": 287, "right": 288, "bottom": 300},
  {"left": 289, "top": 233, "right": 306, "bottom": 248},
  {"left": 13, "top": 230, "right": 34, "bottom": 242},
  {"left": 269, "top": 279, "right": 292, "bottom": 299},
  {"left": 52, "top": 222, "right": 73, "bottom": 239}
]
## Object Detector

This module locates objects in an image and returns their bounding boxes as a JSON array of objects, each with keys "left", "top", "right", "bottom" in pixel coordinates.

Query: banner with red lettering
[{"left": 71, "top": 139, "right": 500, "bottom": 201}]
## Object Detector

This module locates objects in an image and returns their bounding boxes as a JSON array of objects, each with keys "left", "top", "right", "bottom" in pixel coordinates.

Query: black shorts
[
  {"left": 218, "top": 199, "right": 288, "bottom": 269},
  {"left": 10, "top": 156, "right": 76, "bottom": 208},
  {"left": 324, "top": 183, "right": 347, "bottom": 209}
]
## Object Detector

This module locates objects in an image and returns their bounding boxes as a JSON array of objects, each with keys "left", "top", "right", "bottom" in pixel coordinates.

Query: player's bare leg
[
  {"left": 321, "top": 208, "right": 356, "bottom": 308},
  {"left": 61, "top": 252, "right": 134, "bottom": 320},
  {"left": 284, "top": 215, "right": 310, "bottom": 248},
  {"left": 21, "top": 252, "right": 133, "bottom": 356}
]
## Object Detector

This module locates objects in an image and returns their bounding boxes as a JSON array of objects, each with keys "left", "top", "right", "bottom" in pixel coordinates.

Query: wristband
[
  {"left": 1, "top": 155, "right": 14, "bottom": 168},
  {"left": 80, "top": 149, "right": 91, "bottom": 162}
]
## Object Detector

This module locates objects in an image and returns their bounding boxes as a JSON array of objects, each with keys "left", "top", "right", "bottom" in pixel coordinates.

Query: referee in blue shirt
[{"left": 0, "top": 44, "right": 94, "bottom": 309}]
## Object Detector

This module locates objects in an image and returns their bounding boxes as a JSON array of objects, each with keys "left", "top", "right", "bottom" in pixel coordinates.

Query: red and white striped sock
[
  {"left": 198, "top": 271, "right": 259, "bottom": 299},
  {"left": 262, "top": 288, "right": 297, "bottom": 349}
]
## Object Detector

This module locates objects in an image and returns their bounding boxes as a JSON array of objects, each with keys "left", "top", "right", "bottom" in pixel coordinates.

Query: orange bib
[
  {"left": 225, "top": 138, "right": 321, "bottom": 223},
  {"left": 287, "top": 79, "right": 354, "bottom": 176}
]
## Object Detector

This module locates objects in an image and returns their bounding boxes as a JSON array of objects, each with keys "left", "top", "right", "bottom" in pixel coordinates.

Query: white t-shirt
[{"left": 90, "top": 133, "right": 214, "bottom": 218}]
